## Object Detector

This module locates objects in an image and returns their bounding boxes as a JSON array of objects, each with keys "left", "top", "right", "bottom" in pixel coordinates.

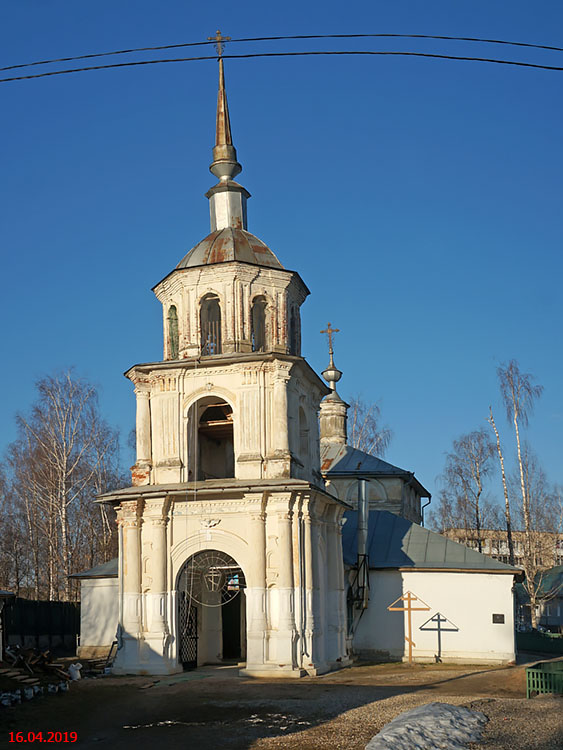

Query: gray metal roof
[
  {"left": 342, "top": 510, "right": 518, "bottom": 573},
  {"left": 321, "top": 443, "right": 430, "bottom": 498},
  {"left": 177, "top": 227, "right": 283, "bottom": 269},
  {"left": 69, "top": 558, "right": 118, "bottom": 579}
]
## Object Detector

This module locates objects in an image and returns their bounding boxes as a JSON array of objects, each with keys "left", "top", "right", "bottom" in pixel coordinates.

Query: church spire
[
  {"left": 208, "top": 30, "right": 242, "bottom": 183},
  {"left": 205, "top": 32, "right": 249, "bottom": 232}
]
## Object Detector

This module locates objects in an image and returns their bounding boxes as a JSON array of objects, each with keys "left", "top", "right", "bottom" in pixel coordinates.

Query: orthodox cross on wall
[
  {"left": 387, "top": 591, "right": 431, "bottom": 665},
  {"left": 419, "top": 612, "right": 459, "bottom": 663},
  {"left": 208, "top": 29, "right": 231, "bottom": 57}
]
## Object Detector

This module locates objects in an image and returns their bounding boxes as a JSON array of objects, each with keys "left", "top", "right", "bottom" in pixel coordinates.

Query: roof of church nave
[{"left": 177, "top": 226, "right": 284, "bottom": 269}]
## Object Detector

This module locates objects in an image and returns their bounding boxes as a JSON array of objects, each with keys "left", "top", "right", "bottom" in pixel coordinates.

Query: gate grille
[{"left": 179, "top": 592, "right": 198, "bottom": 669}]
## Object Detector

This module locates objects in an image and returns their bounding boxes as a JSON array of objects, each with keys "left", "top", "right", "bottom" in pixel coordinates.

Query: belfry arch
[
  {"left": 186, "top": 395, "right": 235, "bottom": 481},
  {"left": 177, "top": 549, "right": 246, "bottom": 668}
]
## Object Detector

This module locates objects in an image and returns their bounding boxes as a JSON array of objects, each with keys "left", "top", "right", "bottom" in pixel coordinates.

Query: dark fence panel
[
  {"left": 4, "top": 598, "right": 80, "bottom": 654},
  {"left": 517, "top": 631, "right": 563, "bottom": 655}
]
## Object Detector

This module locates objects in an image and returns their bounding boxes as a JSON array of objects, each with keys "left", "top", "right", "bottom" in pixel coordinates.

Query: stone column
[
  {"left": 137, "top": 499, "right": 177, "bottom": 674},
  {"left": 132, "top": 387, "right": 151, "bottom": 486},
  {"left": 312, "top": 514, "right": 326, "bottom": 667},
  {"left": 268, "top": 368, "right": 292, "bottom": 478},
  {"left": 245, "top": 507, "right": 267, "bottom": 671},
  {"left": 326, "top": 509, "right": 341, "bottom": 664},
  {"left": 275, "top": 508, "right": 297, "bottom": 667},
  {"left": 335, "top": 513, "right": 348, "bottom": 662},
  {"left": 303, "top": 509, "right": 317, "bottom": 670},
  {"left": 113, "top": 500, "right": 142, "bottom": 674}
]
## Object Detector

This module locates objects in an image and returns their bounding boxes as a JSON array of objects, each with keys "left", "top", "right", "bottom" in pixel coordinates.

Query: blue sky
[{"left": 1, "top": 1, "right": 562, "bottom": 505}]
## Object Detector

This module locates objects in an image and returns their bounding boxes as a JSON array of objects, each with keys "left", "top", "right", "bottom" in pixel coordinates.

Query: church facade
[{"left": 99, "top": 60, "right": 349, "bottom": 677}]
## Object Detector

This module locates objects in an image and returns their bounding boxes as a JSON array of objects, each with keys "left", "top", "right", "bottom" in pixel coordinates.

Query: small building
[
  {"left": 342, "top": 510, "right": 518, "bottom": 664},
  {"left": 70, "top": 559, "right": 118, "bottom": 659}
]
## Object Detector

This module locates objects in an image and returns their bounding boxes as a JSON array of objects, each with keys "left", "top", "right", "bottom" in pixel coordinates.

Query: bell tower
[
  {"left": 104, "top": 44, "right": 349, "bottom": 678},
  {"left": 129, "top": 54, "right": 323, "bottom": 486}
]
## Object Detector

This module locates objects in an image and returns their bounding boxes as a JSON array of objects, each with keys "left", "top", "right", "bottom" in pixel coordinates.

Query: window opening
[
  {"left": 289, "top": 307, "right": 299, "bottom": 355},
  {"left": 168, "top": 305, "right": 179, "bottom": 360},
  {"left": 251, "top": 296, "right": 267, "bottom": 352},
  {"left": 299, "top": 406, "right": 309, "bottom": 461},
  {"left": 200, "top": 295, "right": 222, "bottom": 355},
  {"left": 191, "top": 398, "right": 234, "bottom": 480}
]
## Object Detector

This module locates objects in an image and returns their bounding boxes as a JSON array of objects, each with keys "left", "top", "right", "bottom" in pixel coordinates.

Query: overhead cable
[
  {"left": 1, "top": 32, "right": 563, "bottom": 74},
  {"left": 1, "top": 50, "right": 563, "bottom": 84}
]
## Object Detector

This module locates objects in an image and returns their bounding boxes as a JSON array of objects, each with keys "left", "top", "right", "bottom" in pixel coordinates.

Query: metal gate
[{"left": 179, "top": 592, "right": 198, "bottom": 669}]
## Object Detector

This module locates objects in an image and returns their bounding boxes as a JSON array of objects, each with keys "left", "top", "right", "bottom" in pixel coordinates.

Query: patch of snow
[{"left": 366, "top": 702, "right": 488, "bottom": 750}]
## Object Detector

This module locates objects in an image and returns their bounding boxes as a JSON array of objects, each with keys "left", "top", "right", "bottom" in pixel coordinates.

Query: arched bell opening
[
  {"left": 167, "top": 304, "right": 179, "bottom": 360},
  {"left": 186, "top": 396, "right": 235, "bottom": 481},
  {"left": 200, "top": 294, "right": 222, "bottom": 355},
  {"left": 251, "top": 295, "right": 267, "bottom": 352},
  {"left": 177, "top": 550, "right": 246, "bottom": 669}
]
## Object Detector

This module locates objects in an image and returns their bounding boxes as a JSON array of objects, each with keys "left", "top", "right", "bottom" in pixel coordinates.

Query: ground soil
[{"left": 1, "top": 658, "right": 562, "bottom": 749}]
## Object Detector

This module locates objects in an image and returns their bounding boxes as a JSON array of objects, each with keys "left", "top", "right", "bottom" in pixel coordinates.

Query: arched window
[
  {"left": 200, "top": 294, "right": 222, "bottom": 355},
  {"left": 168, "top": 305, "right": 179, "bottom": 360},
  {"left": 251, "top": 296, "right": 267, "bottom": 352},
  {"left": 299, "top": 407, "right": 309, "bottom": 462},
  {"left": 289, "top": 307, "right": 300, "bottom": 355}
]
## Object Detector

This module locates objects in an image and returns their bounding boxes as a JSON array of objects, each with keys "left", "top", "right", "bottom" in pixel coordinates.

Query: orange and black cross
[
  {"left": 208, "top": 29, "right": 231, "bottom": 58},
  {"left": 387, "top": 591, "right": 431, "bottom": 665}
]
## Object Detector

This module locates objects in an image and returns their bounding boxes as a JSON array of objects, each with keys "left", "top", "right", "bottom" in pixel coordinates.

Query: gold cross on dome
[
  {"left": 208, "top": 29, "right": 231, "bottom": 57},
  {"left": 320, "top": 322, "right": 339, "bottom": 357}
]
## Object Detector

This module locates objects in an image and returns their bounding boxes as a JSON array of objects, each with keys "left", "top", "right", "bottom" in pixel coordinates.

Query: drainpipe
[
  {"left": 358, "top": 479, "right": 369, "bottom": 610},
  {"left": 421, "top": 495, "right": 432, "bottom": 527}
]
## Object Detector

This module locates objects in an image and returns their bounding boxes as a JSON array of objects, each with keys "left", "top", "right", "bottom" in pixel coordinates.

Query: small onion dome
[{"left": 177, "top": 227, "right": 284, "bottom": 269}]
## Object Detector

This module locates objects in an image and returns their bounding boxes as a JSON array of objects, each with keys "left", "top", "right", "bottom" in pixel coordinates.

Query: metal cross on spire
[
  {"left": 208, "top": 29, "right": 231, "bottom": 58},
  {"left": 320, "top": 322, "right": 340, "bottom": 366},
  {"left": 321, "top": 322, "right": 339, "bottom": 355}
]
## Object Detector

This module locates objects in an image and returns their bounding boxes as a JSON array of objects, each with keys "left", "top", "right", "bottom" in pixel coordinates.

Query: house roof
[
  {"left": 320, "top": 443, "right": 430, "bottom": 498},
  {"left": 69, "top": 558, "right": 118, "bottom": 579},
  {"left": 342, "top": 510, "right": 518, "bottom": 573}
]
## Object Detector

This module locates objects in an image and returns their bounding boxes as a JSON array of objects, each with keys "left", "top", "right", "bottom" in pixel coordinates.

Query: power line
[
  {"left": 1, "top": 32, "right": 563, "bottom": 74},
  {"left": 1, "top": 49, "right": 563, "bottom": 85}
]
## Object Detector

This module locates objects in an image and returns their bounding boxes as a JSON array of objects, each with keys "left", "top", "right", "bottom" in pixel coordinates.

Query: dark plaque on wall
[{"left": 492, "top": 614, "right": 505, "bottom": 624}]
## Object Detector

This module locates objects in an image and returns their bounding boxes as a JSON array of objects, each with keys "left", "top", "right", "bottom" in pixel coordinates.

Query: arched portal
[{"left": 177, "top": 550, "right": 246, "bottom": 669}]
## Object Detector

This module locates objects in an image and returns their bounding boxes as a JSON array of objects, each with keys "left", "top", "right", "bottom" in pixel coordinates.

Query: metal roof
[
  {"left": 342, "top": 510, "right": 518, "bottom": 573},
  {"left": 321, "top": 443, "right": 430, "bottom": 498},
  {"left": 176, "top": 227, "right": 283, "bottom": 269},
  {"left": 69, "top": 558, "right": 118, "bottom": 579}
]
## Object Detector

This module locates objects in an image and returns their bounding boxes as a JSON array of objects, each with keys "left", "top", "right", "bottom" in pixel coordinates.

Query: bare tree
[
  {"left": 437, "top": 429, "right": 496, "bottom": 552},
  {"left": 497, "top": 360, "right": 544, "bottom": 627},
  {"left": 348, "top": 397, "right": 392, "bottom": 457},
  {"left": 2, "top": 370, "right": 124, "bottom": 600},
  {"left": 487, "top": 406, "right": 515, "bottom": 566},
  {"left": 512, "top": 448, "right": 562, "bottom": 627}
]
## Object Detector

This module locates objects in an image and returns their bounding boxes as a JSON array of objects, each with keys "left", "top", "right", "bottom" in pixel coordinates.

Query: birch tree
[
  {"left": 497, "top": 360, "right": 544, "bottom": 628},
  {"left": 348, "top": 397, "right": 392, "bottom": 457},
  {"left": 437, "top": 429, "right": 496, "bottom": 551},
  {"left": 1, "top": 371, "right": 124, "bottom": 600},
  {"left": 487, "top": 406, "right": 515, "bottom": 566}
]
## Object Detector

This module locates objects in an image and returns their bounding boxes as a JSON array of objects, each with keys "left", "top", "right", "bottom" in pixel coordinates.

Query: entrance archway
[{"left": 177, "top": 550, "right": 246, "bottom": 669}]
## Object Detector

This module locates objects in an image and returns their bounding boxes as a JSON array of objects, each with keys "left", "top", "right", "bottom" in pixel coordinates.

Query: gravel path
[{"left": 1, "top": 662, "right": 561, "bottom": 749}]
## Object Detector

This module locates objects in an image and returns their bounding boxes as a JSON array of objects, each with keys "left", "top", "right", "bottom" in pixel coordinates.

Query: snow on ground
[{"left": 365, "top": 702, "right": 488, "bottom": 750}]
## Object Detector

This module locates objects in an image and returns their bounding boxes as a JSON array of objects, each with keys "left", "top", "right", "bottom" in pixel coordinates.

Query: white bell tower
[{"left": 102, "top": 41, "right": 349, "bottom": 678}]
